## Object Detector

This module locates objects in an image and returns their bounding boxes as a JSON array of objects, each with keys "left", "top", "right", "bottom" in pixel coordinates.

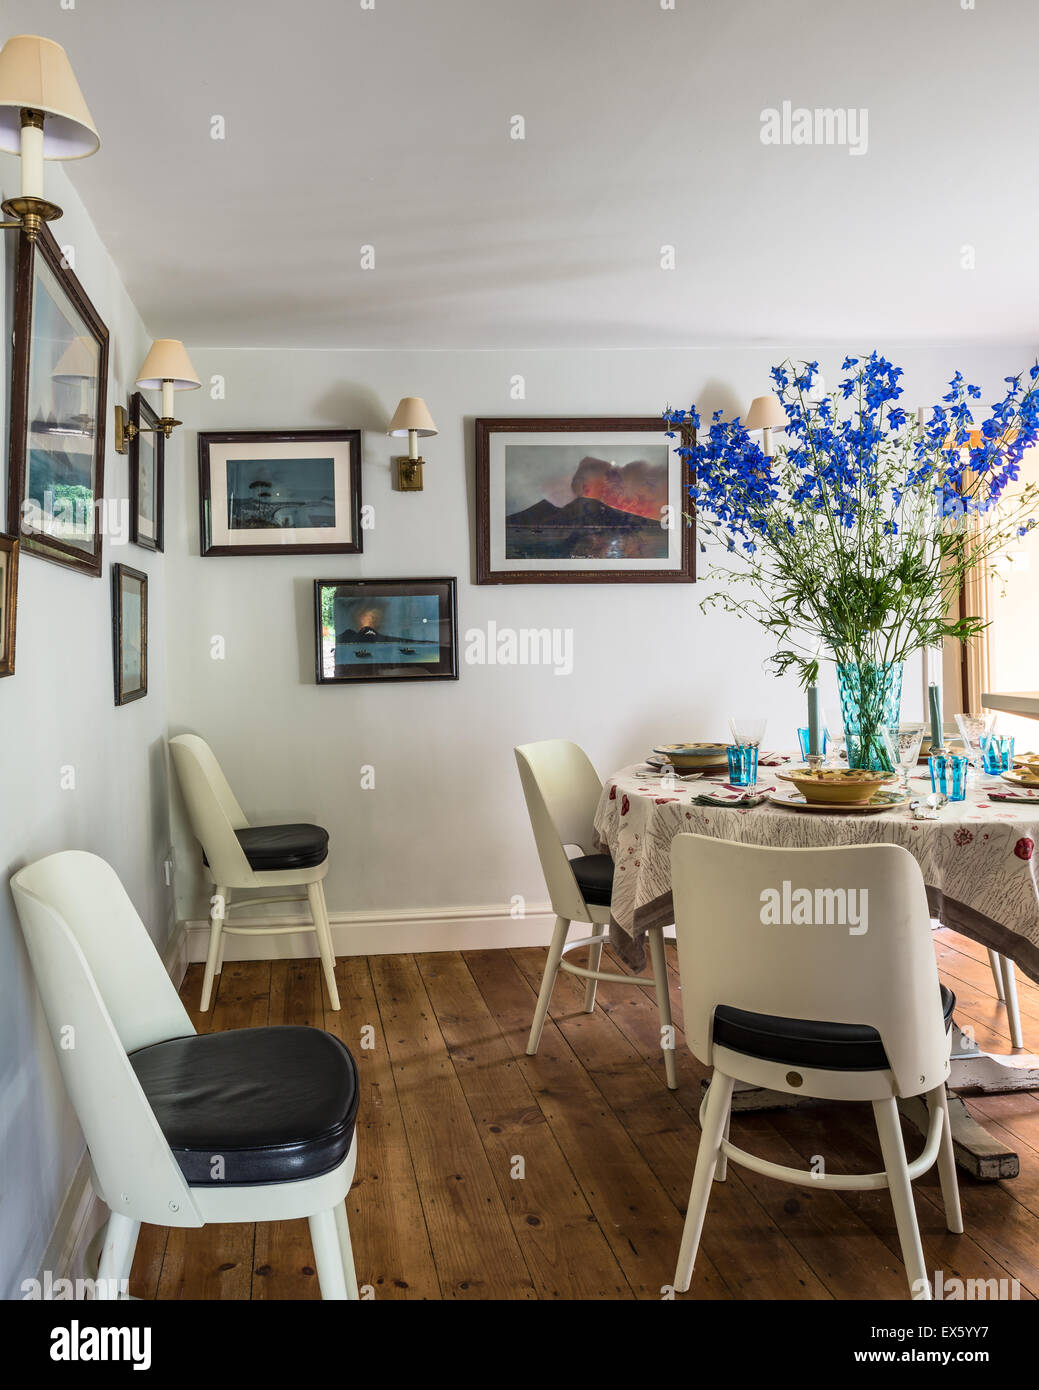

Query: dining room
[{"left": 2, "top": 0, "right": 1039, "bottom": 1365}]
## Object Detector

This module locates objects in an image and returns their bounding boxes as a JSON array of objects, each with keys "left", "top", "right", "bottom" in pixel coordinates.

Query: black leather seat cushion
[
  {"left": 571, "top": 853, "right": 614, "bottom": 906},
  {"left": 712, "top": 985, "right": 955, "bottom": 1072},
  {"left": 203, "top": 823, "right": 329, "bottom": 872},
  {"left": 130, "top": 1026, "right": 359, "bottom": 1186}
]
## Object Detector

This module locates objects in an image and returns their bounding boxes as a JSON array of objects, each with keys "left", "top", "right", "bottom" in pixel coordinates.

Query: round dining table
[{"left": 593, "top": 759, "right": 1039, "bottom": 1180}]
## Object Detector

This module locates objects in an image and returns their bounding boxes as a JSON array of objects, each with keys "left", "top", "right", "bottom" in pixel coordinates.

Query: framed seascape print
[
  {"left": 199, "top": 429, "right": 362, "bottom": 557},
  {"left": 111, "top": 563, "right": 148, "bottom": 705},
  {"left": 7, "top": 225, "right": 109, "bottom": 577},
  {"left": 130, "top": 392, "right": 164, "bottom": 551},
  {"left": 314, "top": 577, "right": 458, "bottom": 685},
  {"left": 0, "top": 535, "right": 18, "bottom": 678},
  {"left": 475, "top": 416, "right": 695, "bottom": 584}
]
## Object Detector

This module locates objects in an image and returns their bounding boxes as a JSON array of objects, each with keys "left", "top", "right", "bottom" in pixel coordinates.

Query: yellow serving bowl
[{"left": 789, "top": 768, "right": 896, "bottom": 805}]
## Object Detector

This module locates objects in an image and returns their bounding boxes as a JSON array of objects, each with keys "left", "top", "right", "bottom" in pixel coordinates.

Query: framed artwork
[
  {"left": 0, "top": 534, "right": 18, "bottom": 678},
  {"left": 111, "top": 563, "right": 148, "bottom": 705},
  {"left": 129, "top": 392, "right": 164, "bottom": 552},
  {"left": 199, "top": 429, "right": 362, "bottom": 557},
  {"left": 474, "top": 416, "right": 696, "bottom": 584},
  {"left": 314, "top": 577, "right": 458, "bottom": 684},
  {"left": 7, "top": 224, "right": 109, "bottom": 577}
]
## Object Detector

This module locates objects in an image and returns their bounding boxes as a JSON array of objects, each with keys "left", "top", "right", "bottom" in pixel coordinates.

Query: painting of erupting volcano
[{"left": 475, "top": 418, "right": 695, "bottom": 584}]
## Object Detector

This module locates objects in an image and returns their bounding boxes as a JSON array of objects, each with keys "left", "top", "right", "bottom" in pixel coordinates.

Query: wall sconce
[
  {"left": 52, "top": 334, "right": 99, "bottom": 428},
  {"left": 387, "top": 397, "right": 437, "bottom": 491},
  {"left": 743, "top": 394, "right": 787, "bottom": 458},
  {"left": 114, "top": 339, "right": 201, "bottom": 453},
  {"left": 0, "top": 35, "right": 99, "bottom": 243}
]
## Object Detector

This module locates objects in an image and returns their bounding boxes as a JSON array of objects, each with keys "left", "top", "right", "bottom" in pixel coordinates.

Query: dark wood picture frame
[
  {"left": 0, "top": 534, "right": 19, "bottom": 678},
  {"left": 199, "top": 429, "right": 363, "bottom": 557},
  {"left": 7, "top": 224, "right": 109, "bottom": 577},
  {"left": 111, "top": 563, "right": 148, "bottom": 705},
  {"left": 474, "top": 416, "right": 696, "bottom": 585},
  {"left": 129, "top": 392, "right": 164, "bottom": 552},
  {"left": 314, "top": 576, "right": 458, "bottom": 685}
]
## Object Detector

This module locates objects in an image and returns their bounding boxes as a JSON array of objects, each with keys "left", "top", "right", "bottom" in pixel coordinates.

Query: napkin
[
  {"left": 990, "top": 789, "right": 1039, "bottom": 803},
  {"left": 693, "top": 787, "right": 775, "bottom": 808},
  {"left": 758, "top": 751, "right": 792, "bottom": 767}
]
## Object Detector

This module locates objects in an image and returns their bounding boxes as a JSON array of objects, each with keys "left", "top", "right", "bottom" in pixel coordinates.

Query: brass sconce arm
[{"left": 114, "top": 405, "right": 181, "bottom": 454}]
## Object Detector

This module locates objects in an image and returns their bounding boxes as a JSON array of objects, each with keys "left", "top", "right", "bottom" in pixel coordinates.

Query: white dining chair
[
  {"left": 170, "top": 733, "right": 340, "bottom": 1011},
  {"left": 11, "top": 851, "right": 361, "bottom": 1300},
  {"left": 669, "top": 834, "right": 962, "bottom": 1300},
  {"left": 986, "top": 949, "right": 1023, "bottom": 1049},
  {"left": 515, "top": 739, "right": 678, "bottom": 1090}
]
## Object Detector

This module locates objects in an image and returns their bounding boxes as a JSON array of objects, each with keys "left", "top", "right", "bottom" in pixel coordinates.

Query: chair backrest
[
  {"left": 670, "top": 834, "right": 949, "bottom": 1097},
  {"left": 514, "top": 740, "right": 604, "bottom": 922},
  {"left": 169, "top": 733, "right": 251, "bottom": 885},
  {"left": 11, "top": 851, "right": 201, "bottom": 1224}
]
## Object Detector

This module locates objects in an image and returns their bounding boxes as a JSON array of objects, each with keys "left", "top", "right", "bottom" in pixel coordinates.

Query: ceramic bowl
[{"left": 789, "top": 767, "right": 896, "bottom": 804}]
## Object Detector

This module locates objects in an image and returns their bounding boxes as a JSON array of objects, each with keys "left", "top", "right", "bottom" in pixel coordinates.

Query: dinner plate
[
  {"left": 1002, "top": 769, "right": 1039, "bottom": 790},
  {"left": 646, "top": 752, "right": 728, "bottom": 774},
  {"left": 768, "top": 789, "right": 910, "bottom": 814}
]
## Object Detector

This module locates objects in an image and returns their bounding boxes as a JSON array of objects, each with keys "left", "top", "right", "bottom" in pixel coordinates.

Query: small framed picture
[
  {"left": 111, "top": 563, "right": 148, "bottom": 704},
  {"left": 198, "top": 429, "right": 362, "bottom": 556},
  {"left": 129, "top": 392, "right": 164, "bottom": 551},
  {"left": 314, "top": 577, "right": 458, "bottom": 684},
  {"left": 7, "top": 225, "right": 109, "bottom": 577},
  {"left": 475, "top": 416, "right": 695, "bottom": 584},
  {"left": 0, "top": 534, "right": 19, "bottom": 678}
]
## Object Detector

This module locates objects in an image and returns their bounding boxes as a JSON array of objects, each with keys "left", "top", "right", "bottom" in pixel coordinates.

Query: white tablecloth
[{"left": 594, "top": 764, "right": 1039, "bottom": 979}]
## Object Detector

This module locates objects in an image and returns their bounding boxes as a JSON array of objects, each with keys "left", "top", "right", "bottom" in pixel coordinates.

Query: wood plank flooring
[{"left": 130, "top": 928, "right": 1039, "bottom": 1300}]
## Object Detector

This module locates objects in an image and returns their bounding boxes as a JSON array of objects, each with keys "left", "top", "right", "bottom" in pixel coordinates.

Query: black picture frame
[
  {"left": 129, "top": 392, "right": 164, "bottom": 552},
  {"left": 199, "top": 429, "right": 363, "bottom": 557},
  {"left": 314, "top": 577, "right": 458, "bottom": 684},
  {"left": 474, "top": 416, "right": 695, "bottom": 585},
  {"left": 111, "top": 563, "right": 148, "bottom": 705},
  {"left": 7, "top": 224, "right": 109, "bottom": 577}
]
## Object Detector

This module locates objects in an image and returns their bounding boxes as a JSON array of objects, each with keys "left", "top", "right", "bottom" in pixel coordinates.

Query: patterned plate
[
  {"left": 768, "top": 789, "right": 910, "bottom": 815},
  {"left": 1002, "top": 769, "right": 1039, "bottom": 790}
]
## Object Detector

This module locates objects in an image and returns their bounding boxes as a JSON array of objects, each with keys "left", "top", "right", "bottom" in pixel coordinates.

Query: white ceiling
[{"left": 5, "top": 0, "right": 1039, "bottom": 349}]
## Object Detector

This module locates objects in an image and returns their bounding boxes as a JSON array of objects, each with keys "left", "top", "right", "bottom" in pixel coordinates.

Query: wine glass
[
  {"left": 955, "top": 712, "right": 997, "bottom": 776},
  {"left": 729, "top": 717, "right": 766, "bottom": 748},
  {"left": 892, "top": 723, "right": 925, "bottom": 794}
]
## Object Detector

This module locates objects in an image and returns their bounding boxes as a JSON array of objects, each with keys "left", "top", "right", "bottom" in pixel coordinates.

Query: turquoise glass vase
[{"left": 836, "top": 662, "right": 903, "bottom": 771}]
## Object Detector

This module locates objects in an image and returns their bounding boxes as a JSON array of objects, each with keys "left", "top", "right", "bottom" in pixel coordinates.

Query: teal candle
[
  {"left": 928, "top": 682, "right": 942, "bottom": 750},
  {"left": 807, "top": 686, "right": 821, "bottom": 756}
]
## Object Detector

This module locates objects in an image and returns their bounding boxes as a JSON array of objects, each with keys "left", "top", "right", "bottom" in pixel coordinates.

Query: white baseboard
[
  {"left": 35, "top": 1151, "right": 107, "bottom": 1292},
  {"left": 178, "top": 901, "right": 559, "bottom": 964}
]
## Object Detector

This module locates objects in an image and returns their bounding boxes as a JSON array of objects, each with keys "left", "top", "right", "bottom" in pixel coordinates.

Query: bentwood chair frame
[{"left": 515, "top": 739, "right": 678, "bottom": 1090}]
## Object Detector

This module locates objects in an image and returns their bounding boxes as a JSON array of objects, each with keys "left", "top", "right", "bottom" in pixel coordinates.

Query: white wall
[
  {"left": 165, "top": 343, "right": 1035, "bottom": 930},
  {"left": 0, "top": 156, "right": 173, "bottom": 1298}
]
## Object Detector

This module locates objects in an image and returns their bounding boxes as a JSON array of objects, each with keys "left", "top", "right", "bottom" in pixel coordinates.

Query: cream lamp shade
[
  {"left": 136, "top": 339, "right": 201, "bottom": 421},
  {"left": 743, "top": 395, "right": 787, "bottom": 432},
  {"left": 51, "top": 335, "right": 97, "bottom": 382},
  {"left": 0, "top": 36, "right": 98, "bottom": 203},
  {"left": 387, "top": 397, "right": 438, "bottom": 439}
]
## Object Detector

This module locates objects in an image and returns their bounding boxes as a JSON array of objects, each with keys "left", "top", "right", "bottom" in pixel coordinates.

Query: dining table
[{"left": 593, "top": 756, "right": 1039, "bottom": 1180}]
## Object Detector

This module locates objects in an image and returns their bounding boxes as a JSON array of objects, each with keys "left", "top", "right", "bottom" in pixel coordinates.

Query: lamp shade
[
  {"left": 743, "top": 394, "right": 787, "bottom": 432},
  {"left": 0, "top": 35, "right": 99, "bottom": 159},
  {"left": 135, "top": 339, "right": 201, "bottom": 392},
  {"left": 51, "top": 335, "right": 97, "bottom": 383},
  {"left": 387, "top": 397, "right": 437, "bottom": 438}
]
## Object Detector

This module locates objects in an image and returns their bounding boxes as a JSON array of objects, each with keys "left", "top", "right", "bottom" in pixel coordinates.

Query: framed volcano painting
[{"left": 474, "top": 417, "right": 695, "bottom": 584}]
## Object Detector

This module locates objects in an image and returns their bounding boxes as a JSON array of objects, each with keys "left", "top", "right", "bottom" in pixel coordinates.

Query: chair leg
[
  {"left": 307, "top": 881, "right": 341, "bottom": 1011},
  {"left": 95, "top": 1212, "right": 140, "bottom": 1299},
  {"left": 583, "top": 934, "right": 604, "bottom": 1012},
  {"left": 527, "top": 916, "right": 569, "bottom": 1055},
  {"left": 715, "top": 1107, "right": 731, "bottom": 1183},
  {"left": 673, "top": 1071, "right": 733, "bottom": 1293},
  {"left": 200, "top": 887, "right": 226, "bottom": 1012},
  {"left": 988, "top": 948, "right": 1006, "bottom": 1002},
  {"left": 648, "top": 925, "right": 678, "bottom": 1090},
  {"left": 929, "top": 1084, "right": 963, "bottom": 1235},
  {"left": 308, "top": 1208, "right": 348, "bottom": 1300},
  {"left": 334, "top": 1199, "right": 360, "bottom": 1300},
  {"left": 872, "top": 1096, "right": 931, "bottom": 1299},
  {"left": 999, "top": 955, "right": 1024, "bottom": 1049}
]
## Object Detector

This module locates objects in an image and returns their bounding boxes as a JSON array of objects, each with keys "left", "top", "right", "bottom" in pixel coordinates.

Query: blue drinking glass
[
  {"left": 980, "top": 733, "right": 1015, "bottom": 774},
  {"left": 727, "top": 744, "right": 758, "bottom": 787},
  {"left": 929, "top": 753, "right": 969, "bottom": 801},
  {"left": 797, "top": 727, "right": 830, "bottom": 761}
]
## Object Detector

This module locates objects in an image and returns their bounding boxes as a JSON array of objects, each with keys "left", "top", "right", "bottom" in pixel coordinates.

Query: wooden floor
[{"left": 130, "top": 928, "right": 1039, "bottom": 1300}]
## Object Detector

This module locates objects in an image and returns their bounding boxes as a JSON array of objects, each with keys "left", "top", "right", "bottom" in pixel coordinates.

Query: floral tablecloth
[{"left": 594, "top": 764, "right": 1039, "bottom": 979}]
